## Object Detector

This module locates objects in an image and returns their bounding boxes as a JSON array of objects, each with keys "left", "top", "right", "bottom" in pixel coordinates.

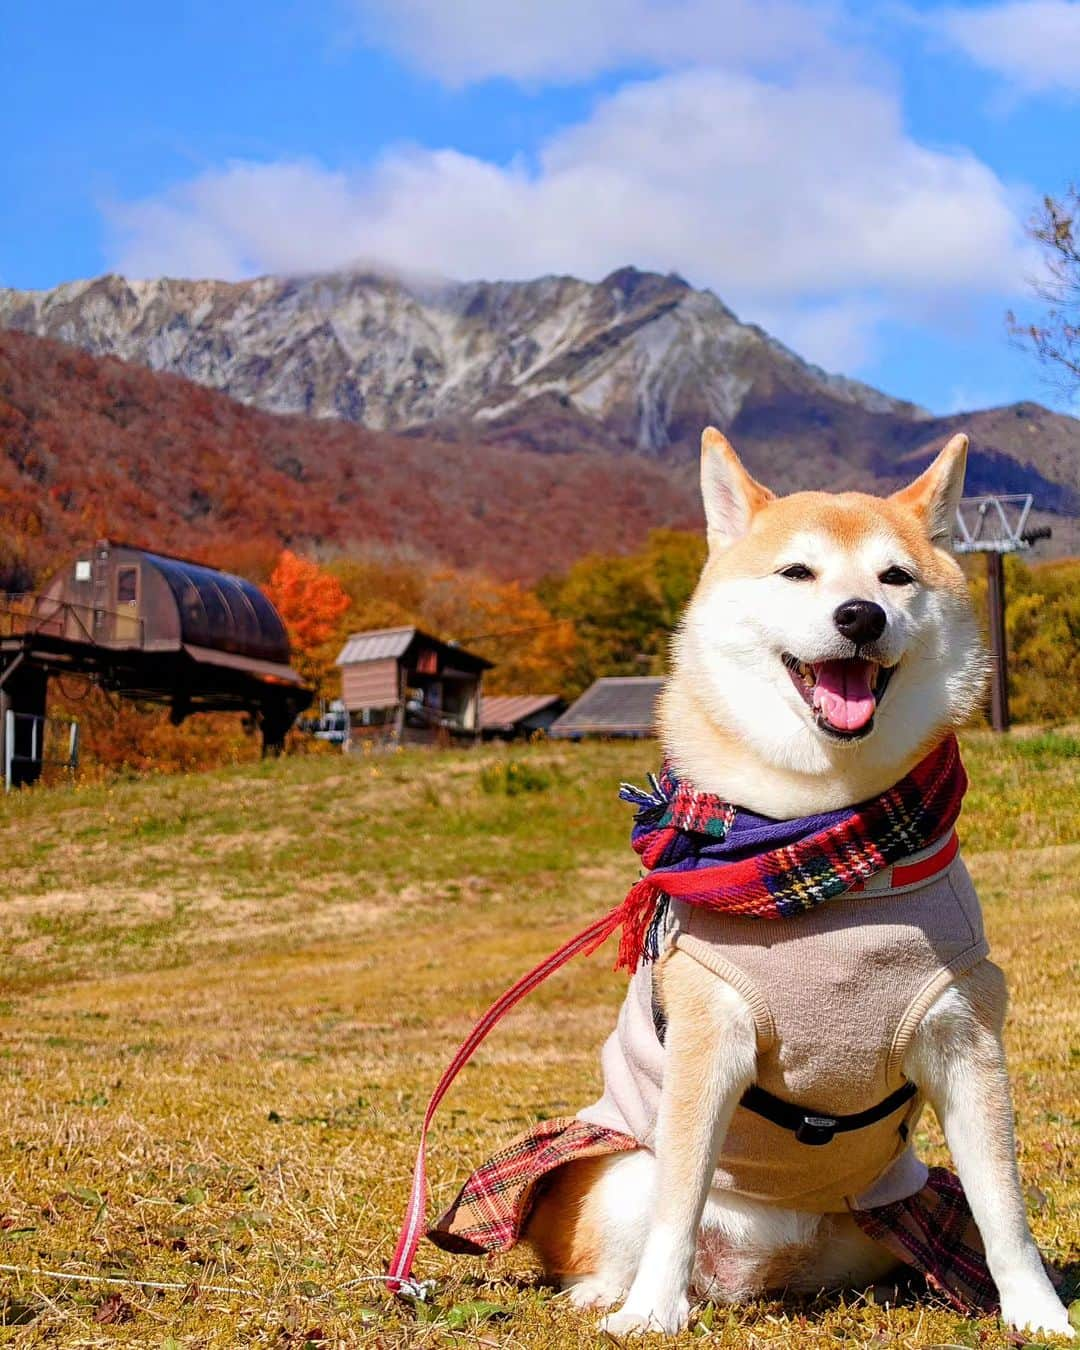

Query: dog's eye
[
  {"left": 879, "top": 566, "right": 915, "bottom": 586},
  {"left": 778, "top": 563, "right": 815, "bottom": 581}
]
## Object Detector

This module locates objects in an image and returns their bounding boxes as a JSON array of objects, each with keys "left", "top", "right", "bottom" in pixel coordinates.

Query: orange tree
[
  {"left": 266, "top": 550, "right": 351, "bottom": 699},
  {"left": 418, "top": 569, "right": 578, "bottom": 695}
]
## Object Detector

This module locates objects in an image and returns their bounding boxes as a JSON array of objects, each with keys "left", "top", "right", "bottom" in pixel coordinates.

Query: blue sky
[{"left": 2, "top": 0, "right": 1079, "bottom": 415}]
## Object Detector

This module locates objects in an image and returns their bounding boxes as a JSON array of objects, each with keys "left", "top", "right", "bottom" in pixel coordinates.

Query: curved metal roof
[{"left": 139, "top": 551, "right": 290, "bottom": 664}]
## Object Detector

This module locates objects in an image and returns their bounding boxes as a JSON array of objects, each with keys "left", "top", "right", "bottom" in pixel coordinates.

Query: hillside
[
  {"left": 1, "top": 266, "right": 1077, "bottom": 528},
  {"left": 0, "top": 733, "right": 1077, "bottom": 1345},
  {"left": 0, "top": 328, "right": 698, "bottom": 588}
]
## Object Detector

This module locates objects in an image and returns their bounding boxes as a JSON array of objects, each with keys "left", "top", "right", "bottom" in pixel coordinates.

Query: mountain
[
  {"left": 0, "top": 267, "right": 922, "bottom": 437},
  {"left": 1, "top": 265, "right": 1077, "bottom": 547},
  {"left": 0, "top": 328, "right": 698, "bottom": 589}
]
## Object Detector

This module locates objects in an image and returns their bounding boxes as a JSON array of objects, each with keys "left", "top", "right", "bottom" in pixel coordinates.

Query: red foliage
[
  {"left": 0, "top": 329, "right": 698, "bottom": 589},
  {"left": 265, "top": 550, "right": 351, "bottom": 694}
]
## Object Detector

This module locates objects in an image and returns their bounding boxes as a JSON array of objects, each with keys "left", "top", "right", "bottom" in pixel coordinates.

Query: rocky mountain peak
[
  {"left": 0, "top": 264, "right": 923, "bottom": 448},
  {"left": 0, "top": 265, "right": 1076, "bottom": 536}
]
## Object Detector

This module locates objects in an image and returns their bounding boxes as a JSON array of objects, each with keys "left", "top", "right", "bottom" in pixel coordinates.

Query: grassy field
[{"left": 0, "top": 732, "right": 1077, "bottom": 1348}]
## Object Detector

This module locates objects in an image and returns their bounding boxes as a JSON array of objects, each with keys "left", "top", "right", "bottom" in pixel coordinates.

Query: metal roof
[
  {"left": 550, "top": 676, "right": 664, "bottom": 737},
  {"left": 336, "top": 626, "right": 416, "bottom": 665},
  {"left": 336, "top": 625, "right": 494, "bottom": 671},
  {"left": 479, "top": 694, "right": 563, "bottom": 731},
  {"left": 182, "top": 643, "right": 306, "bottom": 686},
  {"left": 137, "top": 548, "right": 290, "bottom": 664}
]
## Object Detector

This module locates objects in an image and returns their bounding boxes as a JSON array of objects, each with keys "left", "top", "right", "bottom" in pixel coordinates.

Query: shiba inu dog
[{"left": 522, "top": 430, "right": 1072, "bottom": 1339}]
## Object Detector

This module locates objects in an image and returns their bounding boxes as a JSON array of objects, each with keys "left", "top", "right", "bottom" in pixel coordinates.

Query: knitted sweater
[{"left": 577, "top": 830, "right": 990, "bottom": 1213}]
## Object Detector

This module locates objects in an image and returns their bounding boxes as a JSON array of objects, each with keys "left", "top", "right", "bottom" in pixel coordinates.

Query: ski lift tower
[{"left": 952, "top": 495, "right": 1051, "bottom": 732}]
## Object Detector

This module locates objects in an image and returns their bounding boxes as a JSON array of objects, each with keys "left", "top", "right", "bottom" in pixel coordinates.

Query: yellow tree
[{"left": 419, "top": 569, "right": 578, "bottom": 695}]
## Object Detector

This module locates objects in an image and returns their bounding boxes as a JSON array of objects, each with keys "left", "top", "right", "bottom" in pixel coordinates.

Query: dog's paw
[
  {"left": 1000, "top": 1288, "right": 1074, "bottom": 1339},
  {"left": 600, "top": 1297, "right": 689, "bottom": 1337},
  {"left": 562, "top": 1275, "right": 627, "bottom": 1310}
]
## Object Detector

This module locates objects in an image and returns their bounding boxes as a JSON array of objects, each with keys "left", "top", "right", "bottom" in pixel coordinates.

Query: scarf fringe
[
  {"left": 614, "top": 878, "right": 664, "bottom": 973},
  {"left": 572, "top": 878, "right": 664, "bottom": 974}
]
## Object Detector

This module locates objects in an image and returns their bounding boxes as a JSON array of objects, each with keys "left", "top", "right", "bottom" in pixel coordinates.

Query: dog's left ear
[
  {"left": 701, "top": 427, "right": 774, "bottom": 550},
  {"left": 890, "top": 433, "right": 969, "bottom": 548}
]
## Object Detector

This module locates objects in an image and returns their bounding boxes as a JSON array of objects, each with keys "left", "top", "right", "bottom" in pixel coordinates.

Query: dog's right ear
[{"left": 701, "top": 427, "right": 774, "bottom": 550}]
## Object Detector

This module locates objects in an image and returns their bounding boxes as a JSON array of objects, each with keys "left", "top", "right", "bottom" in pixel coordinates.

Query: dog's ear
[
  {"left": 890, "top": 433, "right": 968, "bottom": 548},
  {"left": 700, "top": 427, "right": 774, "bottom": 550}
]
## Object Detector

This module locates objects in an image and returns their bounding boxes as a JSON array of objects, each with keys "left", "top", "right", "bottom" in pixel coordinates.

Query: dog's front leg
[
  {"left": 601, "top": 952, "right": 757, "bottom": 1336},
  {"left": 906, "top": 963, "right": 1072, "bottom": 1339}
]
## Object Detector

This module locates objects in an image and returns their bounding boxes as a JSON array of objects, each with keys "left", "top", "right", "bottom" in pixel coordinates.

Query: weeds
[{"left": 479, "top": 758, "right": 556, "bottom": 795}]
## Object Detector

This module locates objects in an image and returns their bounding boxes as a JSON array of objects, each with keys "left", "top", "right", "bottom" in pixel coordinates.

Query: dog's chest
[
  {"left": 670, "top": 852, "right": 987, "bottom": 1110},
  {"left": 580, "top": 849, "right": 991, "bottom": 1211}
]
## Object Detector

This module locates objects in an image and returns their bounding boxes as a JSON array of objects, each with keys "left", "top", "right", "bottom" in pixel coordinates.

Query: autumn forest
[{"left": 2, "top": 328, "right": 1076, "bottom": 776}]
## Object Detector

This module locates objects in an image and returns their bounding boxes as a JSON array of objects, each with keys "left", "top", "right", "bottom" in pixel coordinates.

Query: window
[{"left": 117, "top": 566, "right": 138, "bottom": 605}]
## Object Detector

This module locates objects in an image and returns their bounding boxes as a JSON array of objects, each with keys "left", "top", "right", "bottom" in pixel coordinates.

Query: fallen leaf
[
  {"left": 443, "top": 1300, "right": 509, "bottom": 1330},
  {"left": 93, "top": 1294, "right": 133, "bottom": 1325},
  {"left": 70, "top": 1186, "right": 104, "bottom": 1208}
]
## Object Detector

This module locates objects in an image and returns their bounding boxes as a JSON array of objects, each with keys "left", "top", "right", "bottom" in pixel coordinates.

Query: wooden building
[
  {"left": 336, "top": 626, "right": 492, "bottom": 747},
  {"left": 549, "top": 676, "right": 664, "bottom": 739},
  {"left": 479, "top": 694, "right": 565, "bottom": 740},
  {"left": 0, "top": 541, "right": 310, "bottom": 785}
]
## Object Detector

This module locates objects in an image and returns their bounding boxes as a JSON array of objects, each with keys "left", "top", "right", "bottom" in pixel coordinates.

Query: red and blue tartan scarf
[{"left": 610, "top": 733, "right": 967, "bottom": 972}]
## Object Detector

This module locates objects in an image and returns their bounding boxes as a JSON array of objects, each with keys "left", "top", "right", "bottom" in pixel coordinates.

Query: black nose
[{"left": 833, "top": 599, "right": 887, "bottom": 645}]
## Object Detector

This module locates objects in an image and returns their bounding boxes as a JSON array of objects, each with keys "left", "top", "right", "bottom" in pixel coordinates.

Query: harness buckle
[{"left": 795, "top": 1114, "right": 838, "bottom": 1146}]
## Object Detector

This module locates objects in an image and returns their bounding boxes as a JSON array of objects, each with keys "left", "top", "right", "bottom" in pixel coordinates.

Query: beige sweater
[{"left": 578, "top": 832, "right": 990, "bottom": 1213}]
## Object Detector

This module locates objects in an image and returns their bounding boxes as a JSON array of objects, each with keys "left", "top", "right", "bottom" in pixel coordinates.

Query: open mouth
[{"left": 781, "top": 654, "right": 897, "bottom": 741}]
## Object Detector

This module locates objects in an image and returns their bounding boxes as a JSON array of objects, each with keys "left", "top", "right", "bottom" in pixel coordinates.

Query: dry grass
[{"left": 0, "top": 732, "right": 1077, "bottom": 1347}]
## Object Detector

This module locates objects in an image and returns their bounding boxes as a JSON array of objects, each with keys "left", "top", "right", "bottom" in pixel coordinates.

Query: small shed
[
  {"left": 549, "top": 676, "right": 664, "bottom": 739},
  {"left": 479, "top": 694, "right": 566, "bottom": 740},
  {"left": 336, "top": 626, "right": 492, "bottom": 747}
]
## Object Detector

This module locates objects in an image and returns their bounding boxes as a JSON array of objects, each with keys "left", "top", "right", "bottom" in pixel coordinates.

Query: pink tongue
[{"left": 812, "top": 659, "right": 877, "bottom": 731}]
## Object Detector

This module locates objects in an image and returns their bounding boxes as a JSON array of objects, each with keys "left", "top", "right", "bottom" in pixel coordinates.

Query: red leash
[{"left": 386, "top": 908, "right": 622, "bottom": 1292}]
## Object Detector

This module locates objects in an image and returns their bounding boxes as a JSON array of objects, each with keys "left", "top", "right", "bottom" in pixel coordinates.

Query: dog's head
[{"left": 662, "top": 429, "right": 986, "bottom": 814}]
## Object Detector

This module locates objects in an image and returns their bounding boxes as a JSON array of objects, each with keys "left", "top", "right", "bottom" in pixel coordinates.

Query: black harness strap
[
  {"left": 650, "top": 966, "right": 917, "bottom": 1147},
  {"left": 739, "top": 1080, "right": 919, "bottom": 1146}
]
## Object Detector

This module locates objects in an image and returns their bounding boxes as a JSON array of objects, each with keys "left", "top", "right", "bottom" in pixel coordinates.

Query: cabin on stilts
[
  {"left": 336, "top": 626, "right": 491, "bottom": 748},
  {"left": 0, "top": 541, "right": 311, "bottom": 787}
]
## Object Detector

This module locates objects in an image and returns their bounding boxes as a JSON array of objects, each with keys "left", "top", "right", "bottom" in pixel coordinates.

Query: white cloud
[
  {"left": 936, "top": 1, "right": 1080, "bottom": 94},
  {"left": 943, "top": 383, "right": 1013, "bottom": 413},
  {"left": 350, "top": 0, "right": 842, "bottom": 86},
  {"left": 752, "top": 298, "right": 887, "bottom": 373},
  {"left": 106, "top": 69, "right": 1029, "bottom": 371}
]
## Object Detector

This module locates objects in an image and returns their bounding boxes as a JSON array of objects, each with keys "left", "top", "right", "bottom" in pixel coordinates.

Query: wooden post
[
  {"left": 391, "top": 662, "right": 406, "bottom": 748},
  {"left": 985, "top": 550, "right": 1009, "bottom": 732}
]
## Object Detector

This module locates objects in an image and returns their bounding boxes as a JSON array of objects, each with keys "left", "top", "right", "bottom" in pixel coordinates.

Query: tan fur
[
  {"left": 525, "top": 1156, "right": 610, "bottom": 1277},
  {"left": 659, "top": 433, "right": 983, "bottom": 814}
]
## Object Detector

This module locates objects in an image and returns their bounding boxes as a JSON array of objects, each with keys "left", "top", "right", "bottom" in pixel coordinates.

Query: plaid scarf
[{"left": 610, "top": 733, "right": 967, "bottom": 971}]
